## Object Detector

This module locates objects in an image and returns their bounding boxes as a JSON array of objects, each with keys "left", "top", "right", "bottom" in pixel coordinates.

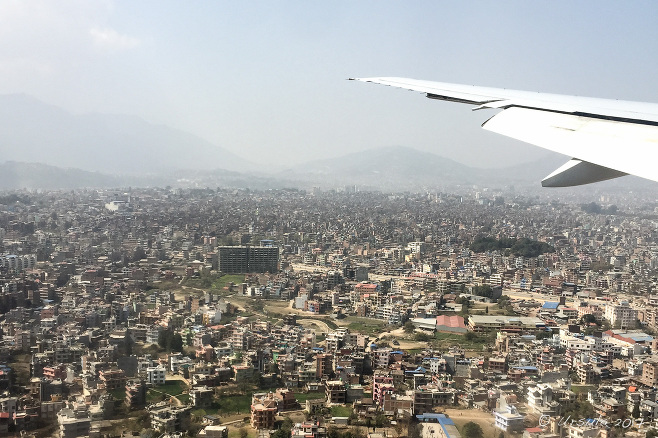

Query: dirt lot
[
  {"left": 442, "top": 408, "right": 499, "bottom": 438},
  {"left": 376, "top": 327, "right": 428, "bottom": 350}
]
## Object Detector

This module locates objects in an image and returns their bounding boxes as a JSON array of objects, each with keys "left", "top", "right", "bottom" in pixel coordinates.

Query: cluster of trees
[
  {"left": 157, "top": 329, "right": 184, "bottom": 352},
  {"left": 580, "top": 202, "right": 618, "bottom": 215},
  {"left": 561, "top": 399, "right": 594, "bottom": 421},
  {"left": 470, "top": 236, "right": 554, "bottom": 258},
  {"left": 270, "top": 417, "right": 295, "bottom": 438},
  {"left": 496, "top": 295, "right": 516, "bottom": 316},
  {"left": 461, "top": 422, "right": 484, "bottom": 438},
  {"left": 471, "top": 285, "right": 494, "bottom": 298}
]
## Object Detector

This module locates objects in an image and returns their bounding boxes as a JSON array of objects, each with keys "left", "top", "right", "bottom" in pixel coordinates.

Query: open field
[
  {"left": 294, "top": 391, "right": 325, "bottom": 403},
  {"left": 443, "top": 408, "right": 498, "bottom": 438},
  {"left": 147, "top": 380, "right": 187, "bottom": 403},
  {"left": 571, "top": 385, "right": 596, "bottom": 394}
]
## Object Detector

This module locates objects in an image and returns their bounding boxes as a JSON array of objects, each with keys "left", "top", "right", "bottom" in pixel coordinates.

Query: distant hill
[
  {"left": 281, "top": 145, "right": 566, "bottom": 189},
  {"left": 280, "top": 145, "right": 658, "bottom": 191},
  {"left": 0, "top": 161, "right": 122, "bottom": 190},
  {"left": 0, "top": 161, "right": 299, "bottom": 191},
  {"left": 283, "top": 145, "right": 476, "bottom": 189},
  {"left": 0, "top": 94, "right": 251, "bottom": 174}
]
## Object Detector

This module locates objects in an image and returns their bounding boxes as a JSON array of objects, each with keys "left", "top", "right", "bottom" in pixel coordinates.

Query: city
[{"left": 1, "top": 187, "right": 658, "bottom": 437}]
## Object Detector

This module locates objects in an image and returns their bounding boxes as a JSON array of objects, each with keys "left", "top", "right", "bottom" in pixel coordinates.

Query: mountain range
[
  {"left": 0, "top": 94, "right": 249, "bottom": 175},
  {"left": 0, "top": 94, "right": 654, "bottom": 191},
  {"left": 281, "top": 145, "right": 570, "bottom": 190}
]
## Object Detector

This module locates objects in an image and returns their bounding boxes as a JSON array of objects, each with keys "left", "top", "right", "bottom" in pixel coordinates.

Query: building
[
  {"left": 146, "top": 365, "right": 166, "bottom": 385},
  {"left": 494, "top": 405, "right": 524, "bottom": 432},
  {"left": 217, "top": 246, "right": 279, "bottom": 274},
  {"left": 148, "top": 402, "right": 192, "bottom": 433},
  {"left": 99, "top": 368, "right": 126, "bottom": 390},
  {"left": 642, "top": 360, "right": 658, "bottom": 387},
  {"left": 57, "top": 407, "right": 91, "bottom": 438},
  {"left": 604, "top": 301, "right": 639, "bottom": 328},
  {"left": 125, "top": 380, "right": 147, "bottom": 407},
  {"left": 190, "top": 386, "right": 214, "bottom": 408},
  {"left": 325, "top": 380, "right": 347, "bottom": 404},
  {"left": 251, "top": 399, "right": 277, "bottom": 429},
  {"left": 198, "top": 425, "right": 229, "bottom": 438},
  {"left": 291, "top": 421, "right": 327, "bottom": 438},
  {"left": 468, "top": 315, "right": 546, "bottom": 333},
  {"left": 527, "top": 384, "right": 560, "bottom": 416}
]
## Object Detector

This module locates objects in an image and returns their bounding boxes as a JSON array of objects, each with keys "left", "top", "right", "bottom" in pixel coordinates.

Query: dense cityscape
[{"left": 0, "top": 186, "right": 658, "bottom": 438}]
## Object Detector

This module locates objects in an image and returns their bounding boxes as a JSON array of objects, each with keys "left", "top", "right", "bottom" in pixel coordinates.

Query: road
[{"left": 297, "top": 318, "right": 332, "bottom": 334}]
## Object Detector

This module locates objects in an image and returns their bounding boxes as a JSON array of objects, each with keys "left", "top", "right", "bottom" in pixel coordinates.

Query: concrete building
[
  {"left": 218, "top": 246, "right": 279, "bottom": 274},
  {"left": 494, "top": 405, "right": 524, "bottom": 432},
  {"left": 148, "top": 402, "right": 192, "bottom": 433},
  {"left": 604, "top": 301, "right": 639, "bottom": 328},
  {"left": 250, "top": 399, "right": 277, "bottom": 429},
  {"left": 57, "top": 407, "right": 91, "bottom": 438},
  {"left": 146, "top": 365, "right": 166, "bottom": 385},
  {"left": 468, "top": 315, "right": 546, "bottom": 333}
]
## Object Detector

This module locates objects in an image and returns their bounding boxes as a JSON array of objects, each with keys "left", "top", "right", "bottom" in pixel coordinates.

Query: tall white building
[
  {"left": 146, "top": 365, "right": 166, "bottom": 385},
  {"left": 604, "top": 301, "right": 638, "bottom": 328}
]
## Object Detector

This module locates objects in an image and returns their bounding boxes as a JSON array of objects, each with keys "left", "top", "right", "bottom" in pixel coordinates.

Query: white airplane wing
[{"left": 350, "top": 77, "right": 658, "bottom": 187}]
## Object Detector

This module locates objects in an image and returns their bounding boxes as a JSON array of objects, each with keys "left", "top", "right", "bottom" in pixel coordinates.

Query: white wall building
[
  {"left": 146, "top": 365, "right": 166, "bottom": 385},
  {"left": 604, "top": 301, "right": 638, "bottom": 328}
]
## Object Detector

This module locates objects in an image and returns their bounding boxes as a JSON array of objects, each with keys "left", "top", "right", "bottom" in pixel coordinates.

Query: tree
[
  {"left": 140, "top": 429, "right": 157, "bottom": 438},
  {"left": 171, "top": 333, "right": 184, "bottom": 352},
  {"left": 461, "top": 422, "right": 484, "bottom": 438},
  {"left": 472, "top": 285, "right": 493, "bottom": 298},
  {"left": 328, "top": 426, "right": 341, "bottom": 438},
  {"left": 123, "top": 330, "right": 134, "bottom": 357},
  {"left": 580, "top": 314, "right": 597, "bottom": 325},
  {"left": 158, "top": 330, "right": 168, "bottom": 349},
  {"left": 403, "top": 321, "right": 416, "bottom": 334},
  {"left": 374, "top": 413, "right": 389, "bottom": 428},
  {"left": 133, "top": 246, "right": 147, "bottom": 262},
  {"left": 252, "top": 298, "right": 265, "bottom": 312},
  {"left": 408, "top": 423, "right": 422, "bottom": 438}
]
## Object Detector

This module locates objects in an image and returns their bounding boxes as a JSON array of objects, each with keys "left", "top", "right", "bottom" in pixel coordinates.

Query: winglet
[{"left": 542, "top": 159, "right": 628, "bottom": 187}]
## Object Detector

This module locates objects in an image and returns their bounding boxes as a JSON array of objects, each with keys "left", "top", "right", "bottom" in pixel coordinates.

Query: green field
[
  {"left": 183, "top": 274, "right": 246, "bottom": 292},
  {"left": 571, "top": 385, "right": 596, "bottom": 394},
  {"left": 214, "top": 274, "right": 246, "bottom": 289},
  {"left": 330, "top": 405, "right": 353, "bottom": 417},
  {"left": 147, "top": 380, "right": 188, "bottom": 403},
  {"left": 345, "top": 317, "right": 386, "bottom": 335},
  {"left": 228, "top": 427, "right": 257, "bottom": 438},
  {"left": 215, "top": 393, "right": 252, "bottom": 414},
  {"left": 294, "top": 392, "right": 325, "bottom": 403},
  {"left": 192, "top": 405, "right": 221, "bottom": 417}
]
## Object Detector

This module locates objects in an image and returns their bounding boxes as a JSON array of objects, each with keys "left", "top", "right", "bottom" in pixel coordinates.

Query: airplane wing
[{"left": 350, "top": 77, "right": 658, "bottom": 187}]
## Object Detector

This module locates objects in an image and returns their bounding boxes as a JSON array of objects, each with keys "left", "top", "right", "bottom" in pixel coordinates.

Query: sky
[{"left": 1, "top": 1, "right": 657, "bottom": 169}]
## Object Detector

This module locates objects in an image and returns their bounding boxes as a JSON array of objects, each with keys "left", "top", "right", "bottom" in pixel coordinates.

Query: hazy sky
[{"left": 1, "top": 1, "right": 657, "bottom": 169}]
